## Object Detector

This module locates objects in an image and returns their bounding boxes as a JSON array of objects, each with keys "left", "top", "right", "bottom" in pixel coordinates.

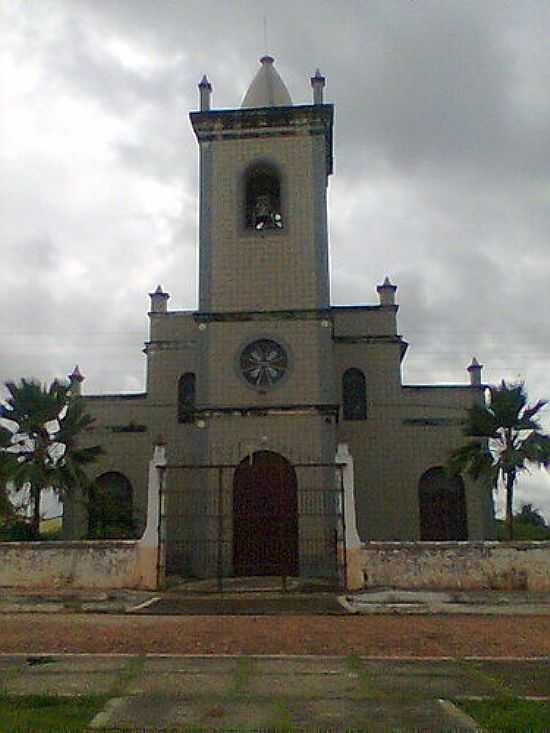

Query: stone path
[
  {"left": 3, "top": 586, "right": 550, "bottom": 616},
  {"left": 5, "top": 653, "right": 549, "bottom": 730}
]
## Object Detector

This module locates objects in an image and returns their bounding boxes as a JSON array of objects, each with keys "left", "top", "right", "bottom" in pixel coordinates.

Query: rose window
[{"left": 240, "top": 339, "right": 288, "bottom": 388}]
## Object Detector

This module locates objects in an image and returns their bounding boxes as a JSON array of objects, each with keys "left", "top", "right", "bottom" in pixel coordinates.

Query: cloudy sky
[{"left": 2, "top": 0, "right": 550, "bottom": 519}]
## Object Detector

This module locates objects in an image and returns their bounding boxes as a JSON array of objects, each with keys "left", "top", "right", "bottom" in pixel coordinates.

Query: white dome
[{"left": 241, "top": 56, "right": 292, "bottom": 109}]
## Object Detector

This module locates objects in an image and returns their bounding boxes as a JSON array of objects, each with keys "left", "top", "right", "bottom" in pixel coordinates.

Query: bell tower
[{"left": 190, "top": 56, "right": 333, "bottom": 313}]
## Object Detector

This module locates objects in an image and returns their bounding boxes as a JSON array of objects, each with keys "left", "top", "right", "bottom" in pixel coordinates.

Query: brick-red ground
[{"left": 1, "top": 614, "right": 549, "bottom": 657}]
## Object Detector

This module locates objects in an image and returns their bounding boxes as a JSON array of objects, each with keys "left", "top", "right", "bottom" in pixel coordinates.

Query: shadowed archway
[
  {"left": 88, "top": 471, "right": 135, "bottom": 539},
  {"left": 233, "top": 451, "right": 298, "bottom": 576},
  {"left": 418, "top": 466, "right": 468, "bottom": 540}
]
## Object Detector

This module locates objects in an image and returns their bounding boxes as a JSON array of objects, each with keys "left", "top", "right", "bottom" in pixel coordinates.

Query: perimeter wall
[{"left": 358, "top": 541, "right": 550, "bottom": 591}]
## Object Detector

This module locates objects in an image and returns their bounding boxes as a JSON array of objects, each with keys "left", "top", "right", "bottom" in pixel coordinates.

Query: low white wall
[
  {"left": 0, "top": 540, "right": 155, "bottom": 590},
  {"left": 360, "top": 542, "right": 550, "bottom": 591},
  {"left": 0, "top": 446, "right": 166, "bottom": 592}
]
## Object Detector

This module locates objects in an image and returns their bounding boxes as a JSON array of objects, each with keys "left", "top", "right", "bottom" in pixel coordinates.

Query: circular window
[{"left": 240, "top": 339, "right": 288, "bottom": 388}]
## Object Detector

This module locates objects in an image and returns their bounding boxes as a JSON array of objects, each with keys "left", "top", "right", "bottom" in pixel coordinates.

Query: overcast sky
[{"left": 2, "top": 0, "right": 550, "bottom": 519}]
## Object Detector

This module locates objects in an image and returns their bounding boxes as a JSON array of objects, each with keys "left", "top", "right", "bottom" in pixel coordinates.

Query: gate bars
[{"left": 159, "top": 462, "right": 347, "bottom": 592}]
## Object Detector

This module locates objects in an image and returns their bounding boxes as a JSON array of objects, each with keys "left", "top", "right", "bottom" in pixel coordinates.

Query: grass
[
  {"left": 459, "top": 660, "right": 513, "bottom": 698},
  {"left": 459, "top": 698, "right": 550, "bottom": 732},
  {"left": 39, "top": 516, "right": 63, "bottom": 537},
  {"left": 0, "top": 656, "right": 146, "bottom": 732},
  {"left": 0, "top": 515, "right": 63, "bottom": 541},
  {"left": 270, "top": 699, "right": 294, "bottom": 730},
  {"left": 495, "top": 519, "right": 550, "bottom": 541},
  {"left": 231, "top": 656, "right": 254, "bottom": 696},
  {"left": 0, "top": 694, "right": 109, "bottom": 732},
  {"left": 110, "top": 654, "right": 146, "bottom": 697}
]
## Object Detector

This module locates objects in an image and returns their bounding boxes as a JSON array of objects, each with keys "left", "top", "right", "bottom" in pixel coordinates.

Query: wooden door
[{"left": 233, "top": 452, "right": 298, "bottom": 576}]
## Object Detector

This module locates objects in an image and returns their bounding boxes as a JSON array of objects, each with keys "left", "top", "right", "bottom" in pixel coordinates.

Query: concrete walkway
[
  {"left": 2, "top": 586, "right": 550, "bottom": 615},
  {"left": 345, "top": 588, "right": 550, "bottom": 615},
  {"left": 3, "top": 653, "right": 549, "bottom": 730}
]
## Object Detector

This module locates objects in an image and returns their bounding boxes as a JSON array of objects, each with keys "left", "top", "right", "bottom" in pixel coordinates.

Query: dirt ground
[{"left": 1, "top": 614, "right": 550, "bottom": 657}]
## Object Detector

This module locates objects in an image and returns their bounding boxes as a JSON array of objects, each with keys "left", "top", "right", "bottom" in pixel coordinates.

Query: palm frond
[
  {"left": 0, "top": 425, "right": 13, "bottom": 450},
  {"left": 55, "top": 399, "right": 96, "bottom": 446},
  {"left": 488, "top": 381, "right": 527, "bottom": 428},
  {"left": 0, "top": 378, "right": 103, "bottom": 525},
  {"left": 448, "top": 440, "right": 497, "bottom": 486},
  {"left": 521, "top": 432, "right": 550, "bottom": 468},
  {"left": 3, "top": 379, "right": 62, "bottom": 430},
  {"left": 69, "top": 445, "right": 104, "bottom": 465},
  {"left": 463, "top": 405, "right": 499, "bottom": 438},
  {"left": 500, "top": 446, "right": 528, "bottom": 472}
]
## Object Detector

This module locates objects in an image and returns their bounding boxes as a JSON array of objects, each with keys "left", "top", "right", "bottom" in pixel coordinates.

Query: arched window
[
  {"left": 178, "top": 372, "right": 196, "bottom": 423},
  {"left": 418, "top": 467, "right": 468, "bottom": 540},
  {"left": 342, "top": 368, "right": 367, "bottom": 420},
  {"left": 88, "top": 472, "right": 135, "bottom": 539},
  {"left": 245, "top": 164, "right": 283, "bottom": 231}
]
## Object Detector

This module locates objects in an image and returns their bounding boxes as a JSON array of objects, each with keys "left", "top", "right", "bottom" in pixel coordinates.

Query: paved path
[
  {"left": 3, "top": 653, "right": 549, "bottom": 730},
  {"left": 1, "top": 587, "right": 549, "bottom": 729},
  {"left": 3, "top": 587, "right": 550, "bottom": 616}
]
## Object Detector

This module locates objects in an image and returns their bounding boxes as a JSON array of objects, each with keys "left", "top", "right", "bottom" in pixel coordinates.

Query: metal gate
[{"left": 161, "top": 461, "right": 346, "bottom": 591}]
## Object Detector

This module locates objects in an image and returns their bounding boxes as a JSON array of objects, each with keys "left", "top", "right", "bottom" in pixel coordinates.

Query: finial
[
  {"left": 69, "top": 365, "right": 84, "bottom": 383},
  {"left": 377, "top": 276, "right": 397, "bottom": 306},
  {"left": 467, "top": 357, "right": 483, "bottom": 386},
  {"left": 68, "top": 365, "right": 84, "bottom": 397},
  {"left": 311, "top": 67, "right": 326, "bottom": 105},
  {"left": 263, "top": 15, "right": 269, "bottom": 57},
  {"left": 198, "top": 74, "right": 212, "bottom": 111},
  {"left": 149, "top": 285, "right": 170, "bottom": 314},
  {"left": 260, "top": 55, "right": 274, "bottom": 64}
]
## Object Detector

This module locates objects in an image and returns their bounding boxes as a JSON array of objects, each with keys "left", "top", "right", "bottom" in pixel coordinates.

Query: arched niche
[
  {"left": 244, "top": 162, "right": 283, "bottom": 231},
  {"left": 87, "top": 471, "right": 136, "bottom": 539},
  {"left": 418, "top": 466, "right": 468, "bottom": 540},
  {"left": 342, "top": 368, "right": 367, "bottom": 420},
  {"left": 178, "top": 372, "right": 196, "bottom": 423}
]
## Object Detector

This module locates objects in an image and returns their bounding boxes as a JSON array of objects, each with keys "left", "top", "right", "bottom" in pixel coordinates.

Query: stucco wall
[
  {"left": 359, "top": 542, "right": 550, "bottom": 591},
  {"left": 0, "top": 541, "right": 155, "bottom": 590}
]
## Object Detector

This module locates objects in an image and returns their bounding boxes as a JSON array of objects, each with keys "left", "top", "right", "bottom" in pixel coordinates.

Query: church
[{"left": 64, "top": 57, "right": 495, "bottom": 580}]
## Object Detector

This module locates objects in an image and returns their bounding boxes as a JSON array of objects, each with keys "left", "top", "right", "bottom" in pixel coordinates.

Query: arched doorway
[
  {"left": 233, "top": 451, "right": 298, "bottom": 576},
  {"left": 88, "top": 471, "right": 135, "bottom": 539},
  {"left": 418, "top": 467, "right": 468, "bottom": 540}
]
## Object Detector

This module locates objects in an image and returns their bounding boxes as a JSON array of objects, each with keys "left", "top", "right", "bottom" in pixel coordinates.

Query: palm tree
[
  {"left": 0, "top": 378, "right": 102, "bottom": 538},
  {"left": 449, "top": 381, "right": 550, "bottom": 540},
  {"left": 0, "top": 428, "right": 16, "bottom": 523}
]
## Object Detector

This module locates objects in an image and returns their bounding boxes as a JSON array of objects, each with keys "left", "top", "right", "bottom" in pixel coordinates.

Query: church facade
[{"left": 64, "top": 57, "right": 495, "bottom": 579}]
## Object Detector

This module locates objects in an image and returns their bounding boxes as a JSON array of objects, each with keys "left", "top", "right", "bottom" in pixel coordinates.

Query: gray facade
[{"left": 64, "top": 60, "right": 495, "bottom": 577}]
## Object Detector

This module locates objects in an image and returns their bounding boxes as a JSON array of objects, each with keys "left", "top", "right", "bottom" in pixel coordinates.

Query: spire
[
  {"left": 310, "top": 68, "right": 326, "bottom": 104},
  {"left": 68, "top": 365, "right": 84, "bottom": 397},
  {"left": 198, "top": 74, "right": 212, "bottom": 111},
  {"left": 241, "top": 56, "right": 293, "bottom": 109}
]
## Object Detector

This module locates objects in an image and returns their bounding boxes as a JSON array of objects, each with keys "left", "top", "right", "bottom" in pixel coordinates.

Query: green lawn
[
  {"left": 39, "top": 516, "right": 63, "bottom": 539},
  {"left": 495, "top": 519, "right": 550, "bottom": 541},
  {"left": 0, "top": 694, "right": 108, "bottom": 732},
  {"left": 459, "top": 698, "right": 550, "bottom": 732}
]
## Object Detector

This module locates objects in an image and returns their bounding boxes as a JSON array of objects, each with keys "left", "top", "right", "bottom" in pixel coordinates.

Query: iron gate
[{"left": 160, "top": 461, "right": 346, "bottom": 591}]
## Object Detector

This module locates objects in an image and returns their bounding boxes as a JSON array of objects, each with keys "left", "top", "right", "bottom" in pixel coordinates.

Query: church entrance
[{"left": 233, "top": 451, "right": 299, "bottom": 577}]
